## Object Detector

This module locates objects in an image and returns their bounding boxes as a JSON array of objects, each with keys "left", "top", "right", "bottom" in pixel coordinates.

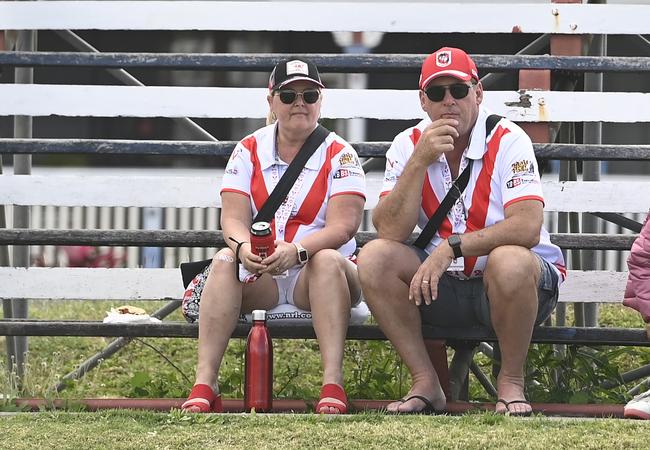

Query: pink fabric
[
  {"left": 61, "top": 246, "right": 123, "bottom": 268},
  {"left": 623, "top": 211, "right": 650, "bottom": 323}
]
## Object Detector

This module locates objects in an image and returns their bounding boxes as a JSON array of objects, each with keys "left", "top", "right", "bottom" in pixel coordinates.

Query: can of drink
[{"left": 250, "top": 222, "right": 275, "bottom": 258}]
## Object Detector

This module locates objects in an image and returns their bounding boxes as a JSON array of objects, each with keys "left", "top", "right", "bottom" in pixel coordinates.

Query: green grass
[
  {"left": 1, "top": 300, "right": 410, "bottom": 402},
  {"left": 1, "top": 302, "right": 649, "bottom": 449},
  {"left": 1, "top": 410, "right": 649, "bottom": 450},
  {"left": 1, "top": 301, "right": 649, "bottom": 406}
]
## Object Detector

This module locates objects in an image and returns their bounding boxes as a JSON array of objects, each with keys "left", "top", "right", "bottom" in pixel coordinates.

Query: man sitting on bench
[{"left": 358, "top": 47, "right": 565, "bottom": 415}]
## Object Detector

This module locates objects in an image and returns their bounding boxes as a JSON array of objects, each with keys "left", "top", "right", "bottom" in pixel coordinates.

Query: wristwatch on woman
[
  {"left": 448, "top": 234, "right": 463, "bottom": 260},
  {"left": 294, "top": 242, "right": 309, "bottom": 265}
]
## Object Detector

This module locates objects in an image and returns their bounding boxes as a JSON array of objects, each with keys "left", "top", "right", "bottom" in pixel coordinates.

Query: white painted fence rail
[
  {"left": 0, "top": 267, "right": 628, "bottom": 305},
  {"left": 0, "top": 0, "right": 644, "bottom": 325},
  {"left": 0, "top": 1, "right": 648, "bottom": 34},
  {"left": 1, "top": 85, "right": 649, "bottom": 123},
  {"left": 2, "top": 173, "right": 649, "bottom": 213}
]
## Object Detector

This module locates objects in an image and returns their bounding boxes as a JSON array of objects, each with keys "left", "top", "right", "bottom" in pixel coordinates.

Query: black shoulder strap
[
  {"left": 412, "top": 114, "right": 502, "bottom": 249},
  {"left": 254, "top": 124, "right": 330, "bottom": 223},
  {"left": 485, "top": 113, "right": 502, "bottom": 139},
  {"left": 412, "top": 160, "right": 473, "bottom": 249},
  {"left": 180, "top": 124, "right": 330, "bottom": 287}
]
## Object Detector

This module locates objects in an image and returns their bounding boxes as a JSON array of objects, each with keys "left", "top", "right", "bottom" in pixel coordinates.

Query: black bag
[
  {"left": 180, "top": 125, "right": 330, "bottom": 287},
  {"left": 180, "top": 259, "right": 216, "bottom": 290}
]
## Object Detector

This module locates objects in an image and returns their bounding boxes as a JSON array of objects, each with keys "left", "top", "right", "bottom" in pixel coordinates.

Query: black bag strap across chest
[
  {"left": 254, "top": 124, "right": 329, "bottom": 223},
  {"left": 180, "top": 124, "right": 330, "bottom": 287},
  {"left": 413, "top": 114, "right": 502, "bottom": 249}
]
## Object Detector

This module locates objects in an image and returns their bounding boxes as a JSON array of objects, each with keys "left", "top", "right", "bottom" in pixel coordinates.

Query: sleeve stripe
[
  {"left": 220, "top": 188, "right": 250, "bottom": 198},
  {"left": 504, "top": 195, "right": 544, "bottom": 210},
  {"left": 330, "top": 191, "right": 366, "bottom": 200}
]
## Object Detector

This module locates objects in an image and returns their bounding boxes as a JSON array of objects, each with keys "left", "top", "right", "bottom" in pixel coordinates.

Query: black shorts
[{"left": 411, "top": 246, "right": 560, "bottom": 328}]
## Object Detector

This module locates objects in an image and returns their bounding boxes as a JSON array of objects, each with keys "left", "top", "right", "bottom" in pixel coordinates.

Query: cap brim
[
  {"left": 273, "top": 76, "right": 324, "bottom": 91},
  {"left": 420, "top": 70, "right": 472, "bottom": 89}
]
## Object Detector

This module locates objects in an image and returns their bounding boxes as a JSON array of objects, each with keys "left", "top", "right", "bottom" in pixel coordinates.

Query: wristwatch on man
[
  {"left": 294, "top": 242, "right": 309, "bottom": 265},
  {"left": 447, "top": 234, "right": 463, "bottom": 260}
]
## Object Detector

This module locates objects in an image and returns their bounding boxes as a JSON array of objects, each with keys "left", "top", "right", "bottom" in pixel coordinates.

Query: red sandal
[
  {"left": 181, "top": 384, "right": 223, "bottom": 413},
  {"left": 315, "top": 383, "right": 348, "bottom": 414}
]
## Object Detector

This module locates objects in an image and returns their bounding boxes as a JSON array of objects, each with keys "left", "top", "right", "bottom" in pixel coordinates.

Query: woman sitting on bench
[{"left": 181, "top": 58, "right": 366, "bottom": 414}]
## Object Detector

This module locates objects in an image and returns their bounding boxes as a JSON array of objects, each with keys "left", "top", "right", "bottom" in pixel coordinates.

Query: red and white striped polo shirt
[
  {"left": 381, "top": 107, "right": 566, "bottom": 282},
  {"left": 221, "top": 123, "right": 366, "bottom": 257}
]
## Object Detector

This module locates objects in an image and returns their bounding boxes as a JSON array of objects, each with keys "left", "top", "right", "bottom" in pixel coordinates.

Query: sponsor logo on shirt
[
  {"left": 338, "top": 152, "right": 361, "bottom": 168},
  {"left": 334, "top": 168, "right": 364, "bottom": 179},
  {"left": 506, "top": 176, "right": 538, "bottom": 189},
  {"left": 384, "top": 159, "right": 399, "bottom": 183},
  {"left": 228, "top": 147, "right": 241, "bottom": 162},
  {"left": 511, "top": 159, "right": 535, "bottom": 175},
  {"left": 225, "top": 167, "right": 238, "bottom": 175}
]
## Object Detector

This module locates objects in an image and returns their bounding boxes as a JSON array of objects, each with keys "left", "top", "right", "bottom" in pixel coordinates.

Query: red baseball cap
[{"left": 419, "top": 47, "right": 479, "bottom": 90}]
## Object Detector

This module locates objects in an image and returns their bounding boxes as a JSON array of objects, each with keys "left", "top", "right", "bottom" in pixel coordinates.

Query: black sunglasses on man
[{"left": 424, "top": 83, "right": 474, "bottom": 102}]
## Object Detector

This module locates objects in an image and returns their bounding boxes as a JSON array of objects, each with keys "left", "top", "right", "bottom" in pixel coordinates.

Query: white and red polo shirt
[
  {"left": 381, "top": 107, "right": 566, "bottom": 282},
  {"left": 221, "top": 123, "right": 366, "bottom": 257}
]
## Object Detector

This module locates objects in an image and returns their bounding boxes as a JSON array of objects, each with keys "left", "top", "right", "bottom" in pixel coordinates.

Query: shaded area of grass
[{"left": 1, "top": 410, "right": 649, "bottom": 450}]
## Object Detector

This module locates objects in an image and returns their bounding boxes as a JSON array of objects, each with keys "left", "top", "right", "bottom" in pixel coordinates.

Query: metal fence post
[
  {"left": 11, "top": 27, "right": 36, "bottom": 384},
  {"left": 0, "top": 158, "right": 14, "bottom": 372},
  {"left": 551, "top": 0, "right": 584, "bottom": 326},
  {"left": 0, "top": 29, "right": 18, "bottom": 375},
  {"left": 582, "top": 0, "right": 607, "bottom": 327}
]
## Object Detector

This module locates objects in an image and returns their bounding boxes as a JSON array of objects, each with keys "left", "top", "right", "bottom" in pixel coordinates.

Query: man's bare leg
[
  {"left": 358, "top": 239, "right": 446, "bottom": 412},
  {"left": 483, "top": 246, "right": 541, "bottom": 415}
]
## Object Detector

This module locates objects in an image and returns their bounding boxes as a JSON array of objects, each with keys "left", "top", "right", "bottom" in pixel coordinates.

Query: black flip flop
[
  {"left": 495, "top": 398, "right": 533, "bottom": 417},
  {"left": 388, "top": 394, "right": 445, "bottom": 415}
]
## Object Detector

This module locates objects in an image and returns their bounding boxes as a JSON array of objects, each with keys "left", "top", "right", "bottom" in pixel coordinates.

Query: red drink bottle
[
  {"left": 244, "top": 309, "right": 273, "bottom": 412},
  {"left": 250, "top": 222, "right": 275, "bottom": 258}
]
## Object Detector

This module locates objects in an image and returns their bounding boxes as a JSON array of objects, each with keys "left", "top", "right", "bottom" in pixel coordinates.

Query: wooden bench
[
  {"left": 2, "top": 1, "right": 650, "bottom": 402},
  {"left": 0, "top": 139, "right": 648, "bottom": 401}
]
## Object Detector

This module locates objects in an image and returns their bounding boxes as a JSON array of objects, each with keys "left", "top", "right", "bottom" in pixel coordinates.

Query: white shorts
[
  {"left": 273, "top": 266, "right": 303, "bottom": 305},
  {"left": 274, "top": 257, "right": 362, "bottom": 307},
  {"left": 181, "top": 256, "right": 361, "bottom": 323}
]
